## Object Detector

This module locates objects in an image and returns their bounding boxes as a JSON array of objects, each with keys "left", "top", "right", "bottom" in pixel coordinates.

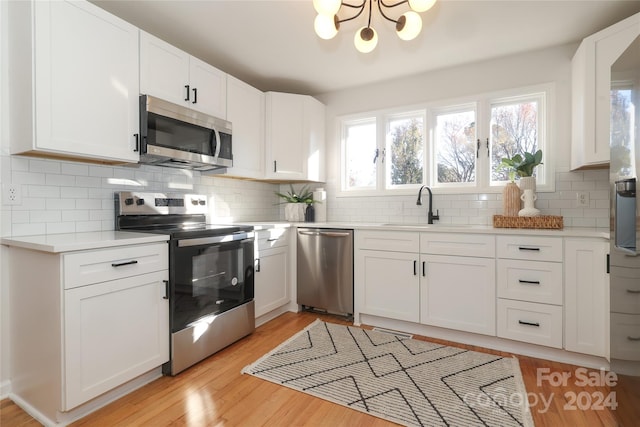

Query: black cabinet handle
[
  {"left": 518, "top": 247, "right": 541, "bottom": 252},
  {"left": 255, "top": 258, "right": 261, "bottom": 273},
  {"left": 111, "top": 260, "right": 138, "bottom": 267},
  {"left": 133, "top": 133, "right": 139, "bottom": 152},
  {"left": 518, "top": 320, "right": 540, "bottom": 327},
  {"left": 274, "top": 160, "right": 277, "bottom": 173},
  {"left": 626, "top": 289, "right": 640, "bottom": 294},
  {"left": 163, "top": 280, "right": 169, "bottom": 300},
  {"left": 413, "top": 260, "right": 417, "bottom": 276},
  {"left": 192, "top": 87, "right": 198, "bottom": 104},
  {"left": 422, "top": 261, "right": 426, "bottom": 277},
  {"left": 185, "top": 85, "right": 190, "bottom": 101},
  {"left": 628, "top": 336, "right": 640, "bottom": 341},
  {"left": 518, "top": 280, "right": 541, "bottom": 285}
]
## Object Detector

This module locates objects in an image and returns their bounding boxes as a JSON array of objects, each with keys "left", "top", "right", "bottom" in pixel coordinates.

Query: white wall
[{"left": 316, "top": 43, "right": 610, "bottom": 227}]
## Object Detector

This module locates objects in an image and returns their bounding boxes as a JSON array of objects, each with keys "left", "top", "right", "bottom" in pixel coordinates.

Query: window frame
[{"left": 336, "top": 83, "right": 555, "bottom": 198}]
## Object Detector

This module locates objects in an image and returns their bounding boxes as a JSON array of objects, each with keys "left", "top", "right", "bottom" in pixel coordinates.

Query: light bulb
[
  {"left": 314, "top": 14, "right": 338, "bottom": 39},
  {"left": 354, "top": 26, "right": 378, "bottom": 53},
  {"left": 408, "top": 0, "right": 436, "bottom": 13},
  {"left": 396, "top": 11, "right": 422, "bottom": 41},
  {"left": 313, "top": 0, "right": 341, "bottom": 16}
]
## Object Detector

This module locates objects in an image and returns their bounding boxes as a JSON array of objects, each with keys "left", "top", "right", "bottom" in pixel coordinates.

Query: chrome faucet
[{"left": 416, "top": 185, "right": 440, "bottom": 224}]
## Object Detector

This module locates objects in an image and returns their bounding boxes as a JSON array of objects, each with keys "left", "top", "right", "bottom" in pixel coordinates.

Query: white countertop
[
  {"left": 239, "top": 221, "right": 610, "bottom": 239},
  {"left": 1, "top": 231, "right": 170, "bottom": 253}
]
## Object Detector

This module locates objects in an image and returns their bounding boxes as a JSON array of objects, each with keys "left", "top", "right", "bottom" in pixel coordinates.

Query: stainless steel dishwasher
[{"left": 297, "top": 228, "right": 353, "bottom": 317}]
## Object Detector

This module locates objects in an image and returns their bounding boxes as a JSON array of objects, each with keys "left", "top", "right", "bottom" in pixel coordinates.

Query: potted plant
[
  {"left": 499, "top": 149, "right": 543, "bottom": 192},
  {"left": 275, "top": 184, "right": 314, "bottom": 222},
  {"left": 499, "top": 149, "right": 543, "bottom": 216}
]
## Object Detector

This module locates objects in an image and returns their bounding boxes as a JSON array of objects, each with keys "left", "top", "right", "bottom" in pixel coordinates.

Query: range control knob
[
  {"left": 199, "top": 199, "right": 206, "bottom": 206},
  {"left": 124, "top": 198, "right": 134, "bottom": 206},
  {"left": 191, "top": 198, "right": 199, "bottom": 205},
  {"left": 136, "top": 198, "right": 145, "bottom": 206}
]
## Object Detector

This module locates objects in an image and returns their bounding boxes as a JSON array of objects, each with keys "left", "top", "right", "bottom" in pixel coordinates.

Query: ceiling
[{"left": 91, "top": 0, "right": 640, "bottom": 96}]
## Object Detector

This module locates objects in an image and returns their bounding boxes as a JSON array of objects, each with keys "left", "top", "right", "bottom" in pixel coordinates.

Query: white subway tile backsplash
[{"left": 29, "top": 159, "right": 61, "bottom": 174}]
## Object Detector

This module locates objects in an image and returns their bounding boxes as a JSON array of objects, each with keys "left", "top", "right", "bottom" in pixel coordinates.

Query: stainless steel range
[{"left": 115, "top": 191, "right": 255, "bottom": 375}]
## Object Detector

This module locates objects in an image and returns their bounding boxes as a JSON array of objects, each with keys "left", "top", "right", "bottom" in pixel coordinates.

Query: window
[
  {"left": 342, "top": 118, "right": 377, "bottom": 192},
  {"left": 338, "top": 84, "right": 553, "bottom": 196},
  {"left": 432, "top": 106, "right": 476, "bottom": 187},
  {"left": 489, "top": 93, "right": 545, "bottom": 185},
  {"left": 611, "top": 81, "right": 635, "bottom": 176},
  {"left": 386, "top": 112, "right": 425, "bottom": 189}
]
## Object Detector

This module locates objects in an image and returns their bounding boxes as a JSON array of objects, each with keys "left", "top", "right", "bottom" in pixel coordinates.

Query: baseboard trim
[{"left": 358, "top": 313, "right": 609, "bottom": 371}]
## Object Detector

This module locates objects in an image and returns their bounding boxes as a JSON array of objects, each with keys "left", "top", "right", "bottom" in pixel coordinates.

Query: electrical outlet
[
  {"left": 576, "top": 192, "right": 589, "bottom": 207},
  {"left": 2, "top": 184, "right": 21, "bottom": 206}
]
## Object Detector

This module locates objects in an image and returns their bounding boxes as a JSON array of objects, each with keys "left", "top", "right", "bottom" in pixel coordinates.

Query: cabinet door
[
  {"left": 564, "top": 238, "right": 608, "bottom": 357},
  {"left": 265, "top": 92, "right": 306, "bottom": 180},
  {"left": 254, "top": 246, "right": 289, "bottom": 317},
  {"left": 64, "top": 270, "right": 169, "bottom": 410},
  {"left": 420, "top": 254, "right": 496, "bottom": 336},
  {"left": 33, "top": 0, "right": 139, "bottom": 162},
  {"left": 189, "top": 56, "right": 227, "bottom": 119},
  {"left": 304, "top": 96, "right": 326, "bottom": 182},
  {"left": 355, "top": 249, "right": 420, "bottom": 322},
  {"left": 227, "top": 75, "right": 265, "bottom": 179},
  {"left": 140, "top": 31, "right": 190, "bottom": 106}
]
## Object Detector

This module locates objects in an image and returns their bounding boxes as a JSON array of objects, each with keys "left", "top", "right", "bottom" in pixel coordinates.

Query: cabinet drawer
[
  {"left": 497, "top": 299, "right": 563, "bottom": 348},
  {"left": 610, "top": 313, "right": 640, "bottom": 361},
  {"left": 611, "top": 266, "right": 640, "bottom": 314},
  {"left": 355, "top": 230, "right": 419, "bottom": 253},
  {"left": 497, "top": 236, "right": 562, "bottom": 262},
  {"left": 420, "top": 233, "right": 495, "bottom": 258},
  {"left": 257, "top": 228, "right": 289, "bottom": 251},
  {"left": 497, "top": 259, "right": 563, "bottom": 305},
  {"left": 64, "top": 243, "right": 168, "bottom": 289}
]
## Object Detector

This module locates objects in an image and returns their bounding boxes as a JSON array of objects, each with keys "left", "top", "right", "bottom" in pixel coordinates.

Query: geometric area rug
[{"left": 242, "top": 319, "right": 534, "bottom": 427}]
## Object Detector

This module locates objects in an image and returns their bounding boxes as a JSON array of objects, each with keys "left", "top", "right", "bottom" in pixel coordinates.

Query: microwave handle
[{"left": 213, "top": 128, "right": 221, "bottom": 158}]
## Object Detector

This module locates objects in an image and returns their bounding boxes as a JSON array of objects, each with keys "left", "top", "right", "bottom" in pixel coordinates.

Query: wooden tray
[{"left": 493, "top": 215, "right": 563, "bottom": 230}]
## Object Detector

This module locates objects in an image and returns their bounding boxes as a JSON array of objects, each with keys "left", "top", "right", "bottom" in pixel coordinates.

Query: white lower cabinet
[
  {"left": 355, "top": 231, "right": 420, "bottom": 322},
  {"left": 357, "top": 249, "right": 420, "bottom": 322},
  {"left": 497, "top": 299, "right": 564, "bottom": 348},
  {"left": 420, "top": 254, "right": 496, "bottom": 335},
  {"left": 64, "top": 270, "right": 169, "bottom": 410},
  {"left": 564, "top": 238, "right": 608, "bottom": 357},
  {"left": 8, "top": 241, "right": 169, "bottom": 422},
  {"left": 254, "top": 228, "right": 290, "bottom": 317},
  {"left": 496, "top": 236, "right": 564, "bottom": 349}
]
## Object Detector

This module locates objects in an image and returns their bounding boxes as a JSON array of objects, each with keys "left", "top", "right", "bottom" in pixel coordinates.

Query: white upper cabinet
[
  {"left": 226, "top": 75, "right": 265, "bottom": 179},
  {"left": 8, "top": 0, "right": 140, "bottom": 163},
  {"left": 265, "top": 92, "right": 326, "bottom": 181},
  {"left": 140, "top": 31, "right": 227, "bottom": 119},
  {"left": 571, "top": 12, "right": 640, "bottom": 170}
]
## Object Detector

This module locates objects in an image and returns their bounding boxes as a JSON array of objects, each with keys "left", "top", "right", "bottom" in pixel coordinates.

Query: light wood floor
[{"left": 2, "top": 311, "right": 639, "bottom": 426}]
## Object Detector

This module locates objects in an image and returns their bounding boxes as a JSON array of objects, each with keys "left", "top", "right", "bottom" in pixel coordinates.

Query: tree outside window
[
  {"left": 388, "top": 115, "right": 424, "bottom": 187},
  {"left": 490, "top": 98, "right": 540, "bottom": 182},
  {"left": 434, "top": 110, "right": 476, "bottom": 184}
]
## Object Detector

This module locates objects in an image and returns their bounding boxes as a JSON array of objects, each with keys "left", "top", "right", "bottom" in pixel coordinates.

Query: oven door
[{"left": 170, "top": 233, "right": 254, "bottom": 333}]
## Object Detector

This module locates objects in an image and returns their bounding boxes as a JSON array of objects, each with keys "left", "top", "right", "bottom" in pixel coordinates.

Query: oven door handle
[{"left": 177, "top": 231, "right": 255, "bottom": 247}]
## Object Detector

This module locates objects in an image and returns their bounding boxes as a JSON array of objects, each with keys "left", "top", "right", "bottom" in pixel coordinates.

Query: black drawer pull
[
  {"left": 111, "top": 260, "right": 138, "bottom": 268},
  {"left": 518, "top": 320, "right": 540, "bottom": 327},
  {"left": 518, "top": 247, "right": 540, "bottom": 252},
  {"left": 192, "top": 87, "right": 198, "bottom": 104},
  {"left": 628, "top": 336, "right": 640, "bottom": 341},
  {"left": 185, "top": 85, "right": 190, "bottom": 101},
  {"left": 519, "top": 280, "right": 541, "bottom": 285}
]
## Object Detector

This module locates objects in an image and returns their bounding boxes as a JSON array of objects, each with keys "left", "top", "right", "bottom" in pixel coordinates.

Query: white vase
[
  {"left": 285, "top": 203, "right": 306, "bottom": 222},
  {"left": 518, "top": 189, "right": 540, "bottom": 217},
  {"left": 518, "top": 176, "right": 536, "bottom": 193}
]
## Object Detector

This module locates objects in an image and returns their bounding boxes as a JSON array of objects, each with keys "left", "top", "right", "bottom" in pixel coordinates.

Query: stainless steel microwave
[{"left": 138, "top": 95, "right": 232, "bottom": 172}]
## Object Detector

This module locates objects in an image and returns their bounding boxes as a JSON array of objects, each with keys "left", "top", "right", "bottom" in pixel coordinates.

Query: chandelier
[{"left": 313, "top": 0, "right": 436, "bottom": 53}]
